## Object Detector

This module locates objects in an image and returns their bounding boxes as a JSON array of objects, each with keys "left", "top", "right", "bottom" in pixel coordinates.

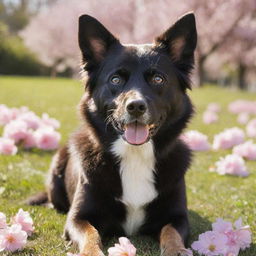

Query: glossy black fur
[{"left": 30, "top": 13, "right": 197, "bottom": 247}]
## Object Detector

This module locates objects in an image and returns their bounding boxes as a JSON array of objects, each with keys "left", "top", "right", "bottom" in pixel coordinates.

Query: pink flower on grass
[
  {"left": 233, "top": 141, "right": 256, "bottom": 160},
  {"left": 212, "top": 127, "right": 245, "bottom": 150},
  {"left": 246, "top": 119, "right": 256, "bottom": 138},
  {"left": 0, "top": 105, "right": 13, "bottom": 126},
  {"left": 0, "top": 224, "right": 27, "bottom": 252},
  {"left": 212, "top": 218, "right": 251, "bottom": 255},
  {"left": 228, "top": 100, "right": 256, "bottom": 114},
  {"left": 212, "top": 218, "right": 233, "bottom": 233},
  {"left": 181, "top": 131, "right": 210, "bottom": 151},
  {"left": 206, "top": 103, "right": 221, "bottom": 113},
  {"left": 108, "top": 237, "right": 136, "bottom": 256},
  {"left": 12, "top": 209, "right": 34, "bottom": 236},
  {"left": 237, "top": 113, "right": 249, "bottom": 125},
  {"left": 34, "top": 127, "right": 61, "bottom": 150},
  {"left": 203, "top": 111, "right": 218, "bottom": 124},
  {"left": 191, "top": 231, "right": 227, "bottom": 256},
  {"left": 0, "top": 138, "right": 18, "bottom": 155},
  {"left": 214, "top": 154, "right": 249, "bottom": 177},
  {"left": 3, "top": 120, "right": 28, "bottom": 143},
  {"left": 0, "top": 212, "right": 7, "bottom": 229},
  {"left": 23, "top": 130, "right": 36, "bottom": 149},
  {"left": 41, "top": 113, "right": 60, "bottom": 129},
  {"left": 18, "top": 111, "right": 41, "bottom": 130},
  {"left": 233, "top": 218, "right": 251, "bottom": 250}
]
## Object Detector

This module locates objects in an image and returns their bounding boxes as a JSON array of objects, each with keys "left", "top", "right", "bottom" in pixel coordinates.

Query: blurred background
[{"left": 0, "top": 0, "right": 256, "bottom": 91}]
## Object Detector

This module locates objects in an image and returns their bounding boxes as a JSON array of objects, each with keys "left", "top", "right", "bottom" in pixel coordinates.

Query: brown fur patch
[
  {"left": 160, "top": 224, "right": 187, "bottom": 256},
  {"left": 79, "top": 221, "right": 103, "bottom": 256}
]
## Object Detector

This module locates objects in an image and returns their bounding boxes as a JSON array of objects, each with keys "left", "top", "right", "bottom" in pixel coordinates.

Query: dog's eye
[
  {"left": 110, "top": 75, "right": 122, "bottom": 85},
  {"left": 152, "top": 74, "right": 164, "bottom": 85}
]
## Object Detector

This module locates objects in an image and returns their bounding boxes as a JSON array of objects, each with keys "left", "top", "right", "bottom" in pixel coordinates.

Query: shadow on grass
[
  {"left": 188, "top": 210, "right": 212, "bottom": 245},
  {"left": 103, "top": 210, "right": 211, "bottom": 255}
]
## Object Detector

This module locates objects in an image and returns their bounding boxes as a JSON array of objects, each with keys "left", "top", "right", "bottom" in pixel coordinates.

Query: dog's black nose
[{"left": 126, "top": 99, "right": 147, "bottom": 117}]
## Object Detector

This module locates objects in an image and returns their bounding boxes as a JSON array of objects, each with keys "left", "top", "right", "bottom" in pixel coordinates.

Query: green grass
[{"left": 0, "top": 76, "right": 255, "bottom": 256}]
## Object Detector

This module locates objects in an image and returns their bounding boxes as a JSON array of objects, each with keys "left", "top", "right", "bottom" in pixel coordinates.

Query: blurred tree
[
  {"left": 219, "top": 12, "right": 256, "bottom": 90},
  {"left": 0, "top": 0, "right": 57, "bottom": 33},
  {"left": 21, "top": 0, "right": 256, "bottom": 86}
]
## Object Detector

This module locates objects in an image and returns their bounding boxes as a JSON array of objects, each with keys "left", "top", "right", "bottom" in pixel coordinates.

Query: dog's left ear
[
  {"left": 79, "top": 15, "right": 119, "bottom": 72},
  {"left": 155, "top": 12, "right": 197, "bottom": 67}
]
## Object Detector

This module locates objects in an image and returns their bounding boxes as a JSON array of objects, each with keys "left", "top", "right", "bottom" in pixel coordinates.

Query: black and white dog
[{"left": 29, "top": 12, "right": 197, "bottom": 256}]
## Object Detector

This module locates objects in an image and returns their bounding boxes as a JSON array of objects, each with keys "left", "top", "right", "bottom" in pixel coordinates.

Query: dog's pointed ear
[
  {"left": 79, "top": 15, "right": 119, "bottom": 71},
  {"left": 155, "top": 12, "right": 197, "bottom": 64}
]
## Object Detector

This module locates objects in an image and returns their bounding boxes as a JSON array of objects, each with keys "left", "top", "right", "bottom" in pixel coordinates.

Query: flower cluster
[
  {"left": 246, "top": 119, "right": 256, "bottom": 138},
  {"left": 212, "top": 127, "right": 245, "bottom": 150},
  {"left": 0, "top": 104, "right": 61, "bottom": 155},
  {"left": 180, "top": 130, "right": 210, "bottom": 151},
  {"left": 233, "top": 141, "right": 256, "bottom": 160},
  {"left": 211, "top": 154, "right": 249, "bottom": 177},
  {"left": 0, "top": 209, "right": 34, "bottom": 252},
  {"left": 192, "top": 218, "right": 251, "bottom": 256},
  {"left": 228, "top": 100, "right": 256, "bottom": 114},
  {"left": 203, "top": 103, "right": 220, "bottom": 124}
]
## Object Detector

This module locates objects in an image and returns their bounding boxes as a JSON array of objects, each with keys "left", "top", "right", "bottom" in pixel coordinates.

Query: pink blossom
[
  {"left": 233, "top": 141, "right": 256, "bottom": 160},
  {"left": 203, "top": 111, "right": 218, "bottom": 124},
  {"left": 19, "top": 106, "right": 29, "bottom": 114},
  {"left": 212, "top": 218, "right": 233, "bottom": 234},
  {"left": 34, "top": 127, "right": 61, "bottom": 150},
  {"left": 0, "top": 212, "right": 7, "bottom": 229},
  {"left": 108, "top": 237, "right": 136, "bottom": 256},
  {"left": 180, "top": 131, "right": 210, "bottom": 151},
  {"left": 191, "top": 231, "right": 228, "bottom": 256},
  {"left": 237, "top": 113, "right": 249, "bottom": 125},
  {"left": 228, "top": 100, "right": 256, "bottom": 114},
  {"left": 206, "top": 103, "right": 221, "bottom": 113},
  {"left": 0, "top": 224, "right": 27, "bottom": 252},
  {"left": 246, "top": 119, "right": 256, "bottom": 137},
  {"left": 214, "top": 154, "right": 249, "bottom": 177},
  {"left": 212, "top": 218, "right": 251, "bottom": 255},
  {"left": 212, "top": 127, "right": 245, "bottom": 150},
  {"left": 9, "top": 108, "right": 21, "bottom": 120},
  {"left": 3, "top": 120, "right": 28, "bottom": 143},
  {"left": 18, "top": 111, "right": 41, "bottom": 130},
  {"left": 41, "top": 113, "right": 60, "bottom": 129},
  {"left": 233, "top": 218, "right": 251, "bottom": 250},
  {"left": 12, "top": 209, "right": 34, "bottom": 236},
  {"left": 0, "top": 138, "right": 18, "bottom": 155},
  {"left": 0, "top": 105, "right": 14, "bottom": 126},
  {"left": 23, "top": 130, "right": 37, "bottom": 149}
]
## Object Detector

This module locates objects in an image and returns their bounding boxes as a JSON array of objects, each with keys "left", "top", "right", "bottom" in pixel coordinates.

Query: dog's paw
[
  {"left": 80, "top": 251, "right": 105, "bottom": 256},
  {"left": 161, "top": 247, "right": 193, "bottom": 256}
]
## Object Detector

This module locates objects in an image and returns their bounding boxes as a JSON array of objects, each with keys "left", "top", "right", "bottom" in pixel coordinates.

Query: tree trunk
[
  {"left": 198, "top": 58, "right": 206, "bottom": 87},
  {"left": 50, "top": 66, "right": 57, "bottom": 78},
  {"left": 238, "top": 63, "right": 247, "bottom": 90}
]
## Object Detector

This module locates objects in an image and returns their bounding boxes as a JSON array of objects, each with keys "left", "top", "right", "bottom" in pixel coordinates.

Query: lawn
[{"left": 0, "top": 76, "right": 255, "bottom": 256}]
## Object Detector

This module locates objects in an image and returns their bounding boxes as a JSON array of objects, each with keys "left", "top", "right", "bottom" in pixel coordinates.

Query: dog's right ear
[{"left": 79, "top": 15, "right": 119, "bottom": 72}]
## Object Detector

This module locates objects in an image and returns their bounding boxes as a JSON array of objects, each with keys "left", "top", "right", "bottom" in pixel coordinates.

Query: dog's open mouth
[{"left": 123, "top": 121, "right": 149, "bottom": 145}]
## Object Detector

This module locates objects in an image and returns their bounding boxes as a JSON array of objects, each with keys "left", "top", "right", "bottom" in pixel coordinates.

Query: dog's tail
[{"left": 26, "top": 191, "right": 48, "bottom": 206}]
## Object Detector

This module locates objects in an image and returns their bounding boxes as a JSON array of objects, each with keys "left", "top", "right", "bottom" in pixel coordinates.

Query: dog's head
[{"left": 79, "top": 13, "right": 197, "bottom": 145}]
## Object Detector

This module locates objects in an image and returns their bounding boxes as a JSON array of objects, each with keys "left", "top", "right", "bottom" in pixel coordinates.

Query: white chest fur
[{"left": 111, "top": 137, "right": 157, "bottom": 235}]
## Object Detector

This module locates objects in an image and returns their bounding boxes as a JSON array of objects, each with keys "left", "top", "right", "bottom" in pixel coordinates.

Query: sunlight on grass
[{"left": 0, "top": 77, "right": 255, "bottom": 255}]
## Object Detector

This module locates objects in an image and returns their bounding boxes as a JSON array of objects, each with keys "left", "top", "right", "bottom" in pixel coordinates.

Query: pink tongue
[{"left": 124, "top": 123, "right": 149, "bottom": 145}]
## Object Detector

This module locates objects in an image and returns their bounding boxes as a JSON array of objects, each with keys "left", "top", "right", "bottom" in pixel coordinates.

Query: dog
[{"left": 29, "top": 12, "right": 197, "bottom": 256}]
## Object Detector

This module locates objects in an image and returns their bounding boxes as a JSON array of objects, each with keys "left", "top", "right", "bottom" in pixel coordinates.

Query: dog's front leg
[
  {"left": 160, "top": 224, "right": 190, "bottom": 256},
  {"left": 65, "top": 216, "right": 104, "bottom": 256},
  {"left": 64, "top": 181, "right": 104, "bottom": 256}
]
